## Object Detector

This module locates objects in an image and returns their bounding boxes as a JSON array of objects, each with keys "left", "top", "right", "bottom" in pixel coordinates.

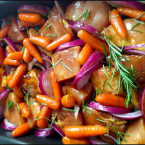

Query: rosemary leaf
[
  {"left": 61, "top": 62, "right": 73, "bottom": 72},
  {"left": 51, "top": 58, "right": 62, "bottom": 68}
]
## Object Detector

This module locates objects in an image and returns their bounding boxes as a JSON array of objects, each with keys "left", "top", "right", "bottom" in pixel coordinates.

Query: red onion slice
[
  {"left": 105, "top": 1, "right": 145, "bottom": 11},
  {"left": 124, "top": 49, "right": 145, "bottom": 55},
  {"left": 39, "top": 68, "right": 54, "bottom": 98},
  {"left": 17, "top": 18, "right": 26, "bottom": 31},
  {"left": 3, "top": 38, "right": 19, "bottom": 52},
  {"left": 19, "top": 84, "right": 27, "bottom": 95},
  {"left": 70, "top": 21, "right": 104, "bottom": 41},
  {"left": 110, "top": 110, "right": 142, "bottom": 120},
  {"left": 123, "top": 44, "right": 145, "bottom": 51},
  {"left": 41, "top": 54, "right": 52, "bottom": 65},
  {"left": 0, "top": 89, "right": 11, "bottom": 119},
  {"left": 89, "top": 137, "right": 109, "bottom": 144},
  {"left": 72, "top": 51, "right": 105, "bottom": 90},
  {"left": 34, "top": 62, "right": 46, "bottom": 72},
  {"left": 17, "top": 4, "right": 51, "bottom": 15},
  {"left": 55, "top": 39, "right": 85, "bottom": 52},
  {"left": 28, "top": 58, "right": 37, "bottom": 71},
  {"left": 34, "top": 127, "right": 55, "bottom": 137},
  {"left": 1, "top": 119, "right": 17, "bottom": 131},
  {"left": 89, "top": 101, "right": 131, "bottom": 114},
  {"left": 140, "top": 87, "right": 145, "bottom": 118},
  {"left": 51, "top": 124, "right": 65, "bottom": 137},
  {"left": 104, "top": 134, "right": 118, "bottom": 144}
]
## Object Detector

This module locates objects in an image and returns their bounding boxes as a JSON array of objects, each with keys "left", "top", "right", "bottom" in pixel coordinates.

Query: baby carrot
[
  {"left": 78, "top": 30, "right": 109, "bottom": 55},
  {"left": 18, "top": 13, "right": 41, "bottom": 23},
  {"left": 30, "top": 36, "right": 52, "bottom": 48},
  {"left": 6, "top": 45, "right": 14, "bottom": 54},
  {"left": 23, "top": 38, "right": 43, "bottom": 63},
  {"left": 19, "top": 102, "right": 31, "bottom": 118},
  {"left": 0, "top": 68, "right": 5, "bottom": 93},
  {"left": 95, "top": 93, "right": 133, "bottom": 109},
  {"left": 46, "top": 33, "right": 73, "bottom": 51},
  {"left": 62, "top": 136, "right": 90, "bottom": 144},
  {"left": 12, "top": 122, "right": 31, "bottom": 137},
  {"left": 20, "top": 17, "right": 46, "bottom": 27},
  {"left": 8, "top": 63, "right": 28, "bottom": 88},
  {"left": 0, "top": 25, "right": 10, "bottom": 39},
  {"left": 36, "top": 95, "right": 60, "bottom": 110},
  {"left": 7, "top": 51, "right": 23, "bottom": 60},
  {"left": 4, "top": 58, "right": 21, "bottom": 66},
  {"left": 37, "top": 105, "right": 51, "bottom": 129},
  {"left": 61, "top": 94, "right": 75, "bottom": 108},
  {"left": 0, "top": 46, "right": 5, "bottom": 68},
  {"left": 50, "top": 71, "right": 61, "bottom": 102},
  {"left": 6, "top": 75, "right": 23, "bottom": 98},
  {"left": 110, "top": 9, "right": 127, "bottom": 39},
  {"left": 117, "top": 7, "right": 145, "bottom": 21},
  {"left": 77, "top": 44, "right": 94, "bottom": 65},
  {"left": 64, "top": 126, "right": 107, "bottom": 138},
  {"left": 23, "top": 48, "right": 33, "bottom": 63}
]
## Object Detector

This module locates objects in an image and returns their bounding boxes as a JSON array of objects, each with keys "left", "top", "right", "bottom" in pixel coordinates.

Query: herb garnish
[
  {"left": 107, "top": 82, "right": 114, "bottom": 90},
  {"left": 103, "top": 65, "right": 110, "bottom": 79},
  {"left": 4, "top": 64, "right": 10, "bottom": 73},
  {"left": 100, "top": 79, "right": 106, "bottom": 95},
  {"left": 66, "top": 94, "right": 70, "bottom": 101},
  {"left": 113, "top": 15, "right": 118, "bottom": 19},
  {"left": 131, "top": 23, "right": 140, "bottom": 30},
  {"left": 19, "top": 89, "right": 24, "bottom": 97},
  {"left": 96, "top": 119, "right": 109, "bottom": 135},
  {"left": 131, "top": 29, "right": 143, "bottom": 33},
  {"left": 84, "top": 9, "right": 90, "bottom": 19},
  {"left": 61, "top": 62, "right": 73, "bottom": 72},
  {"left": 102, "top": 43, "right": 107, "bottom": 58},
  {"left": 26, "top": 27, "right": 29, "bottom": 35},
  {"left": 51, "top": 58, "right": 62, "bottom": 68},
  {"left": 45, "top": 24, "right": 51, "bottom": 31},
  {"left": 74, "top": 11, "right": 86, "bottom": 22},
  {"left": 28, "top": 100, "right": 35, "bottom": 108},
  {"left": 21, "top": 46, "right": 25, "bottom": 53},
  {"left": 64, "top": 108, "right": 76, "bottom": 112},
  {"left": 17, "top": 103, "right": 20, "bottom": 113},
  {"left": 47, "top": 34, "right": 57, "bottom": 37},
  {"left": 96, "top": 32, "right": 112, "bottom": 40},
  {"left": 47, "top": 9, "right": 52, "bottom": 19},
  {"left": 82, "top": 100, "right": 92, "bottom": 115},
  {"left": 34, "top": 117, "right": 42, "bottom": 121},
  {"left": 109, "top": 11, "right": 111, "bottom": 21},
  {"left": 134, "top": 11, "right": 145, "bottom": 20},
  {"left": 8, "top": 99, "right": 14, "bottom": 110}
]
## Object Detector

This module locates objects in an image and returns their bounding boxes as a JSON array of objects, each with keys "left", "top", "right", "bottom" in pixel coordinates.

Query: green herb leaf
[
  {"left": 4, "top": 64, "right": 10, "bottom": 73},
  {"left": 45, "top": 24, "right": 51, "bottom": 31},
  {"left": 7, "top": 85, "right": 12, "bottom": 91},
  {"left": 84, "top": 9, "right": 90, "bottom": 19},
  {"left": 74, "top": 11, "right": 86, "bottom": 22},
  {"left": 107, "top": 82, "right": 114, "bottom": 90},
  {"left": 61, "top": 62, "right": 73, "bottom": 72},
  {"left": 96, "top": 32, "right": 112, "bottom": 40},
  {"left": 103, "top": 65, "right": 110, "bottom": 79},
  {"left": 47, "top": 34, "right": 57, "bottom": 37},
  {"left": 133, "top": 19, "right": 145, "bottom": 24},
  {"left": 17, "top": 103, "right": 20, "bottom": 113},
  {"left": 109, "top": 11, "right": 111, "bottom": 21},
  {"left": 34, "top": 117, "right": 42, "bottom": 121},
  {"left": 134, "top": 12, "right": 145, "bottom": 20},
  {"left": 21, "top": 46, "right": 25, "bottom": 53},
  {"left": 41, "top": 103, "right": 46, "bottom": 105},
  {"left": 41, "top": 13, "right": 48, "bottom": 17},
  {"left": 113, "top": 15, "right": 118, "bottom": 19},
  {"left": 48, "top": 9, "right": 52, "bottom": 19},
  {"left": 26, "top": 27, "right": 29, "bottom": 35},
  {"left": 66, "top": 94, "right": 70, "bottom": 101},
  {"left": 131, "top": 29, "right": 143, "bottom": 33},
  {"left": 85, "top": 110, "right": 92, "bottom": 115},
  {"left": 102, "top": 43, "right": 107, "bottom": 58},
  {"left": 100, "top": 79, "right": 106, "bottom": 95},
  {"left": 19, "top": 89, "right": 24, "bottom": 97},
  {"left": 8, "top": 99, "right": 14, "bottom": 110},
  {"left": 28, "top": 100, "right": 35, "bottom": 108},
  {"left": 131, "top": 23, "right": 140, "bottom": 30},
  {"left": 50, "top": 113, "right": 57, "bottom": 128},
  {"left": 64, "top": 108, "right": 76, "bottom": 112},
  {"left": 51, "top": 58, "right": 62, "bottom": 68},
  {"left": 26, "top": 91, "right": 29, "bottom": 106}
]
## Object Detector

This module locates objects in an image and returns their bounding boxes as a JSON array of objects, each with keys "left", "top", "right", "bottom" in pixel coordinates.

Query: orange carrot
[
  {"left": 36, "top": 95, "right": 60, "bottom": 110},
  {"left": 77, "top": 44, "right": 94, "bottom": 65},
  {"left": 78, "top": 30, "right": 109, "bottom": 55},
  {"left": 12, "top": 122, "right": 31, "bottom": 137},
  {"left": 50, "top": 71, "right": 61, "bottom": 102},
  {"left": 4, "top": 58, "right": 21, "bottom": 66},
  {"left": 62, "top": 136, "right": 90, "bottom": 144},
  {"left": 20, "top": 17, "right": 46, "bottom": 27},
  {"left": 95, "top": 93, "right": 133, "bottom": 109},
  {"left": 30, "top": 36, "right": 52, "bottom": 48},
  {"left": 0, "top": 46, "right": 5, "bottom": 68},
  {"left": 6, "top": 45, "right": 14, "bottom": 54},
  {"left": 8, "top": 63, "right": 28, "bottom": 88},
  {"left": 23, "top": 38, "right": 43, "bottom": 63},
  {"left": 23, "top": 48, "right": 33, "bottom": 63},
  {"left": 64, "top": 126, "right": 107, "bottom": 138},
  {"left": 0, "top": 68, "right": 5, "bottom": 93},
  {"left": 37, "top": 105, "right": 51, "bottom": 129},
  {"left": 46, "top": 33, "right": 73, "bottom": 51},
  {"left": 117, "top": 7, "right": 145, "bottom": 21},
  {"left": 61, "top": 94, "right": 75, "bottom": 108},
  {"left": 18, "top": 13, "right": 41, "bottom": 23},
  {"left": 6, "top": 75, "right": 24, "bottom": 98},
  {"left": 0, "top": 25, "right": 10, "bottom": 39},
  {"left": 19, "top": 102, "right": 31, "bottom": 118},
  {"left": 7, "top": 51, "right": 23, "bottom": 60},
  {"left": 110, "top": 9, "right": 127, "bottom": 39}
]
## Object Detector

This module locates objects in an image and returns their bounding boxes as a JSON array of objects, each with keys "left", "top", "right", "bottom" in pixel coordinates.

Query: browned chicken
[{"left": 8, "top": 15, "right": 27, "bottom": 43}]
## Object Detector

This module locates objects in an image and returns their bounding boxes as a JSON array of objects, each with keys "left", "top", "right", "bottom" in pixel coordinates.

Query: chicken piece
[
  {"left": 65, "top": 1, "right": 111, "bottom": 32},
  {"left": 4, "top": 92, "right": 27, "bottom": 126},
  {"left": 91, "top": 66, "right": 126, "bottom": 97},
  {"left": 28, "top": 28, "right": 39, "bottom": 38},
  {"left": 51, "top": 46, "right": 81, "bottom": 82},
  {"left": 51, "top": 106, "right": 83, "bottom": 132},
  {"left": 132, "top": 89, "right": 140, "bottom": 109},
  {"left": 39, "top": 5, "right": 74, "bottom": 41},
  {"left": 82, "top": 106, "right": 127, "bottom": 143},
  {"left": 15, "top": 44, "right": 23, "bottom": 51},
  {"left": 8, "top": 15, "right": 27, "bottom": 43},
  {"left": 102, "top": 18, "right": 145, "bottom": 50},
  {"left": 24, "top": 96, "right": 40, "bottom": 128},
  {"left": 20, "top": 68, "right": 42, "bottom": 97},
  {"left": 108, "top": 55, "right": 145, "bottom": 91},
  {"left": 122, "top": 117, "right": 145, "bottom": 144}
]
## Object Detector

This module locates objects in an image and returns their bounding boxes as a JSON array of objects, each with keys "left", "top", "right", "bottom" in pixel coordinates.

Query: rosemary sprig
[
  {"left": 82, "top": 100, "right": 92, "bottom": 115},
  {"left": 17, "top": 103, "right": 20, "bottom": 113},
  {"left": 21, "top": 46, "right": 25, "bottom": 53},
  {"left": 47, "top": 34, "right": 57, "bottom": 37},
  {"left": 113, "top": 15, "right": 118, "bottom": 19},
  {"left": 131, "top": 29, "right": 143, "bottom": 33},
  {"left": 102, "top": 43, "right": 107, "bottom": 58},
  {"left": 96, "top": 119, "right": 109, "bottom": 135},
  {"left": 100, "top": 79, "right": 106, "bottom": 95},
  {"left": 133, "top": 19, "right": 145, "bottom": 24},
  {"left": 131, "top": 23, "right": 140, "bottom": 30},
  {"left": 45, "top": 24, "right": 51, "bottom": 31},
  {"left": 103, "top": 65, "right": 110, "bottom": 79},
  {"left": 51, "top": 58, "right": 62, "bottom": 68},
  {"left": 134, "top": 11, "right": 145, "bottom": 20},
  {"left": 74, "top": 11, "right": 86, "bottom": 22},
  {"left": 61, "top": 62, "right": 73, "bottom": 72},
  {"left": 47, "top": 9, "right": 52, "bottom": 19},
  {"left": 66, "top": 94, "right": 70, "bottom": 101},
  {"left": 96, "top": 32, "right": 112, "bottom": 40},
  {"left": 19, "top": 89, "right": 24, "bottom": 97},
  {"left": 41, "top": 103, "right": 46, "bottom": 105},
  {"left": 107, "top": 82, "right": 114, "bottom": 90},
  {"left": 26, "top": 27, "right": 29, "bottom": 35},
  {"left": 64, "top": 108, "right": 76, "bottom": 112},
  {"left": 109, "top": 11, "right": 111, "bottom": 21},
  {"left": 4, "top": 64, "right": 10, "bottom": 73},
  {"left": 34, "top": 117, "right": 42, "bottom": 121},
  {"left": 28, "top": 100, "right": 35, "bottom": 108},
  {"left": 84, "top": 9, "right": 90, "bottom": 19},
  {"left": 50, "top": 113, "right": 57, "bottom": 127},
  {"left": 8, "top": 99, "right": 14, "bottom": 110}
]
